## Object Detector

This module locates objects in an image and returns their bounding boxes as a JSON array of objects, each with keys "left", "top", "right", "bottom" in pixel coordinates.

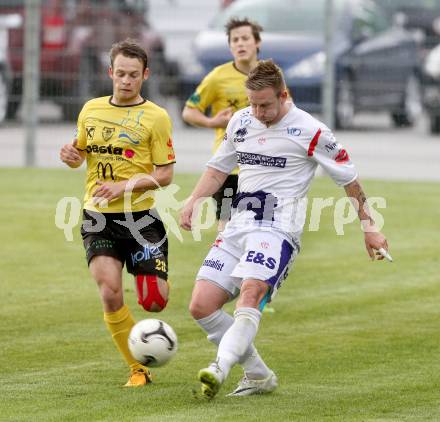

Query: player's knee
[
  {"left": 188, "top": 301, "right": 201, "bottom": 319},
  {"left": 136, "top": 275, "right": 169, "bottom": 312},
  {"left": 96, "top": 281, "right": 122, "bottom": 308},
  {"left": 189, "top": 299, "right": 212, "bottom": 320}
]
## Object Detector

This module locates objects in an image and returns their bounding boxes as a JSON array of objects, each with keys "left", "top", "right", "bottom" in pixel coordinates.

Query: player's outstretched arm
[
  {"left": 60, "top": 139, "right": 85, "bottom": 168},
  {"left": 182, "top": 106, "right": 232, "bottom": 129},
  {"left": 179, "top": 167, "right": 228, "bottom": 230},
  {"left": 344, "top": 178, "right": 390, "bottom": 261}
]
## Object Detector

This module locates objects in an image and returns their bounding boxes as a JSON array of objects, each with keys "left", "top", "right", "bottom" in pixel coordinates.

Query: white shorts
[{"left": 196, "top": 227, "right": 299, "bottom": 303}]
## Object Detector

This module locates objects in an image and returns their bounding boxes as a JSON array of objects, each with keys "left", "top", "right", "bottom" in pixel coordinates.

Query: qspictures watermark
[{"left": 54, "top": 179, "right": 386, "bottom": 245}]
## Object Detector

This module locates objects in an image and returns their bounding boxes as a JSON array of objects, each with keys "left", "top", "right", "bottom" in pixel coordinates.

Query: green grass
[{"left": 0, "top": 168, "right": 439, "bottom": 421}]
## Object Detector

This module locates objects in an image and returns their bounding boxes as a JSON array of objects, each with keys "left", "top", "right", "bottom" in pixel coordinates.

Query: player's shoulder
[
  {"left": 209, "top": 61, "right": 235, "bottom": 79},
  {"left": 82, "top": 95, "right": 111, "bottom": 109},
  {"left": 288, "top": 104, "right": 331, "bottom": 139},
  {"left": 137, "top": 100, "right": 170, "bottom": 124},
  {"left": 144, "top": 100, "right": 169, "bottom": 115}
]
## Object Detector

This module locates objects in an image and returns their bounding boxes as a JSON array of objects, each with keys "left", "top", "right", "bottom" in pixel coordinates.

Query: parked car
[
  {"left": 178, "top": 0, "right": 422, "bottom": 129},
  {"left": 378, "top": 0, "right": 440, "bottom": 133},
  {"left": 0, "top": 13, "right": 21, "bottom": 125},
  {"left": 379, "top": 0, "right": 440, "bottom": 46},
  {"left": 423, "top": 43, "right": 440, "bottom": 133},
  {"left": 1, "top": 0, "right": 173, "bottom": 121}
]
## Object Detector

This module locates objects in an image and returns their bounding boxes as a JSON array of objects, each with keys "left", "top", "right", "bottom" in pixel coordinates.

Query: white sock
[
  {"left": 196, "top": 309, "right": 233, "bottom": 346},
  {"left": 196, "top": 309, "right": 270, "bottom": 379},
  {"left": 196, "top": 309, "right": 271, "bottom": 379},
  {"left": 215, "top": 307, "right": 261, "bottom": 378}
]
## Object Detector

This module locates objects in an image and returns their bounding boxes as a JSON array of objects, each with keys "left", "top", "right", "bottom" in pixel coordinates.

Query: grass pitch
[{"left": 0, "top": 168, "right": 439, "bottom": 421}]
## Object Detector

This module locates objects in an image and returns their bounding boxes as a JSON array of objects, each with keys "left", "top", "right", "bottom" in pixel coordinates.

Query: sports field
[{"left": 1, "top": 168, "right": 439, "bottom": 421}]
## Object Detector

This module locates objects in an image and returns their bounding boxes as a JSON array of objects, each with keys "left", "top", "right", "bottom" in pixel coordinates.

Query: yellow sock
[{"left": 104, "top": 304, "right": 145, "bottom": 372}]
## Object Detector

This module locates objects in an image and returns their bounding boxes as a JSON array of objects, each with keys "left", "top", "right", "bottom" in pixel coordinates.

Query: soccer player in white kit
[{"left": 179, "top": 60, "right": 390, "bottom": 399}]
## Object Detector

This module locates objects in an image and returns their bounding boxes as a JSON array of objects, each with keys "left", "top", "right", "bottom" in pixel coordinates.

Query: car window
[
  {"left": 210, "top": 0, "right": 345, "bottom": 34},
  {"left": 352, "top": 1, "right": 389, "bottom": 39},
  {"left": 0, "top": 1, "right": 25, "bottom": 6},
  {"left": 380, "top": 0, "right": 440, "bottom": 12},
  {"left": 82, "top": 0, "right": 147, "bottom": 12},
  {"left": 0, "top": 0, "right": 69, "bottom": 6}
]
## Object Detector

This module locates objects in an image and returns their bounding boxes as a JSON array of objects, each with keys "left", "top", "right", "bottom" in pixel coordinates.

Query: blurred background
[{"left": 0, "top": 0, "right": 439, "bottom": 173}]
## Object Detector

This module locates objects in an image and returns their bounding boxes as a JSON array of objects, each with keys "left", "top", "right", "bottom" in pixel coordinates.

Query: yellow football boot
[{"left": 124, "top": 368, "right": 152, "bottom": 387}]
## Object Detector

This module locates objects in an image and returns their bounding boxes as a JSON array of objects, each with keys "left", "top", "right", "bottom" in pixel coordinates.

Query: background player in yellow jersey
[
  {"left": 59, "top": 39, "right": 175, "bottom": 387},
  {"left": 182, "top": 18, "right": 263, "bottom": 229}
]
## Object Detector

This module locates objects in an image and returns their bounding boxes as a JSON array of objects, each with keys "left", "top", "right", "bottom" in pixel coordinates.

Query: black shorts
[
  {"left": 212, "top": 174, "right": 238, "bottom": 221},
  {"left": 81, "top": 209, "right": 168, "bottom": 279}
]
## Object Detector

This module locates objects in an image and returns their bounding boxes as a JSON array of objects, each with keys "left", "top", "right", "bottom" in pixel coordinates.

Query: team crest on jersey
[
  {"left": 86, "top": 126, "right": 96, "bottom": 140},
  {"left": 102, "top": 127, "right": 115, "bottom": 141},
  {"left": 233, "top": 127, "right": 247, "bottom": 143}
]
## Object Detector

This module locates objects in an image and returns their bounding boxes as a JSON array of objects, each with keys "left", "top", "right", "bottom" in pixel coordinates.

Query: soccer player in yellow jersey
[
  {"left": 182, "top": 18, "right": 263, "bottom": 229},
  {"left": 60, "top": 39, "right": 175, "bottom": 387}
]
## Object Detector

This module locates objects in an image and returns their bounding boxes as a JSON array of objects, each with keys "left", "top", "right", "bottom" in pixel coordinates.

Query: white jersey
[{"left": 207, "top": 103, "right": 357, "bottom": 239}]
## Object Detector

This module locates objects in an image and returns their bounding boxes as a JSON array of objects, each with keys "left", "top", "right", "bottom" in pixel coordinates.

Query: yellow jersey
[
  {"left": 76, "top": 96, "right": 175, "bottom": 213},
  {"left": 185, "top": 61, "right": 250, "bottom": 153}
]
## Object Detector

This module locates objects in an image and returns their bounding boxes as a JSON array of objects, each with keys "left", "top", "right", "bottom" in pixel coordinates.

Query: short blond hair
[{"left": 245, "top": 60, "right": 286, "bottom": 95}]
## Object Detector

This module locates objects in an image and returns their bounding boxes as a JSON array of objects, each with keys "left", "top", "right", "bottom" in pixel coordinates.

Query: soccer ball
[{"left": 128, "top": 319, "right": 178, "bottom": 367}]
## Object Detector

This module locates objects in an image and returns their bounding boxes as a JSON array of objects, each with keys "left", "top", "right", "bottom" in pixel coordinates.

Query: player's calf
[{"left": 136, "top": 274, "right": 169, "bottom": 312}]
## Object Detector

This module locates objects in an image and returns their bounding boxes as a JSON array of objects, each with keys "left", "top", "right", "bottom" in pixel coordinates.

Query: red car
[{"left": 2, "top": 0, "right": 171, "bottom": 120}]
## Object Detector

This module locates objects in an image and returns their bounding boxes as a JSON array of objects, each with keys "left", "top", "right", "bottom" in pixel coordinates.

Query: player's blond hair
[{"left": 245, "top": 60, "right": 286, "bottom": 95}]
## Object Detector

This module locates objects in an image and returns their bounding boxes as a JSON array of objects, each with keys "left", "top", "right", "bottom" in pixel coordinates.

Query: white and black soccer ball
[{"left": 128, "top": 319, "right": 178, "bottom": 367}]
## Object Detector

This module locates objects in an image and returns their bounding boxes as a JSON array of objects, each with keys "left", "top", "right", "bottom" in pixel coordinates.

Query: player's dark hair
[
  {"left": 110, "top": 38, "right": 148, "bottom": 71},
  {"left": 246, "top": 59, "right": 286, "bottom": 95},
  {"left": 225, "top": 17, "right": 263, "bottom": 53}
]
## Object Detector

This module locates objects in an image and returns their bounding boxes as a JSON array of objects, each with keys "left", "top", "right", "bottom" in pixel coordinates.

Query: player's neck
[
  {"left": 111, "top": 94, "right": 144, "bottom": 107},
  {"left": 234, "top": 57, "right": 258, "bottom": 75}
]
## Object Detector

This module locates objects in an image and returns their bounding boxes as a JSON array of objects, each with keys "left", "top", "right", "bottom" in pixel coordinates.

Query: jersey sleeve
[
  {"left": 307, "top": 127, "right": 357, "bottom": 186},
  {"left": 185, "top": 71, "right": 217, "bottom": 113},
  {"left": 207, "top": 115, "right": 238, "bottom": 174},
  {"left": 75, "top": 104, "right": 88, "bottom": 150},
  {"left": 151, "top": 111, "right": 175, "bottom": 166}
]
